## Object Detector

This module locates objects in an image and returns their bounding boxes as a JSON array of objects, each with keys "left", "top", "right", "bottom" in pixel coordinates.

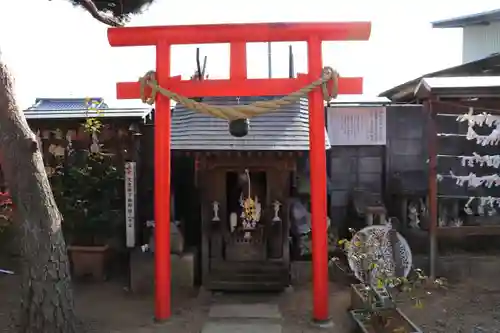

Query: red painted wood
[
  {"left": 154, "top": 41, "right": 171, "bottom": 321},
  {"left": 307, "top": 37, "right": 330, "bottom": 322},
  {"left": 230, "top": 42, "right": 247, "bottom": 79},
  {"left": 108, "top": 21, "right": 370, "bottom": 323},
  {"left": 108, "top": 22, "right": 371, "bottom": 46},
  {"left": 116, "top": 77, "right": 363, "bottom": 100}
]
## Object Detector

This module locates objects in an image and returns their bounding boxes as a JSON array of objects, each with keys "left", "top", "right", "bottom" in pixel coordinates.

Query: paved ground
[
  {"left": 2, "top": 255, "right": 500, "bottom": 333},
  {"left": 203, "top": 303, "right": 282, "bottom": 333}
]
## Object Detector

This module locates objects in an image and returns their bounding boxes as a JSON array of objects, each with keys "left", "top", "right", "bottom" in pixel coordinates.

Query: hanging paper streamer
[
  {"left": 460, "top": 153, "right": 500, "bottom": 168},
  {"left": 455, "top": 108, "right": 500, "bottom": 146},
  {"left": 66, "top": 130, "right": 76, "bottom": 152},
  {"left": 440, "top": 171, "right": 500, "bottom": 188},
  {"left": 90, "top": 132, "right": 100, "bottom": 153},
  {"left": 465, "top": 126, "right": 500, "bottom": 146},
  {"left": 457, "top": 108, "right": 500, "bottom": 127},
  {"left": 437, "top": 107, "right": 500, "bottom": 221}
]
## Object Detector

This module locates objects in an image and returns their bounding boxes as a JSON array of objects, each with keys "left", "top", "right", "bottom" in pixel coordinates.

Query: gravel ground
[{"left": 2, "top": 256, "right": 500, "bottom": 333}]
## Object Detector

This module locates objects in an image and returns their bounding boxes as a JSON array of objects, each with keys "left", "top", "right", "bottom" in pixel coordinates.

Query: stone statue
[
  {"left": 212, "top": 201, "right": 220, "bottom": 221},
  {"left": 272, "top": 200, "right": 282, "bottom": 222},
  {"left": 254, "top": 196, "right": 261, "bottom": 223},
  {"left": 230, "top": 212, "right": 237, "bottom": 232}
]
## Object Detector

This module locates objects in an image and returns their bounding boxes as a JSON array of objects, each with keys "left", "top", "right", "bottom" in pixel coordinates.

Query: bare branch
[{"left": 79, "top": 0, "right": 124, "bottom": 27}]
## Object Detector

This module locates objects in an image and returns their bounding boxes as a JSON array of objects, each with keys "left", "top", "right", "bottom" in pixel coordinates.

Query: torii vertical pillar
[
  {"left": 153, "top": 40, "right": 172, "bottom": 321},
  {"left": 107, "top": 22, "right": 371, "bottom": 323}
]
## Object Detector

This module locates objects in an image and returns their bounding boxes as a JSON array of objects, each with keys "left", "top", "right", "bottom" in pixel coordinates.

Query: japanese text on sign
[
  {"left": 327, "top": 107, "right": 386, "bottom": 146},
  {"left": 124, "top": 162, "right": 137, "bottom": 248}
]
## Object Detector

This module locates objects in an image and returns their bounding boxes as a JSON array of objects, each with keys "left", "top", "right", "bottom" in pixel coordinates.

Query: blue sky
[{"left": 1, "top": 0, "right": 499, "bottom": 109}]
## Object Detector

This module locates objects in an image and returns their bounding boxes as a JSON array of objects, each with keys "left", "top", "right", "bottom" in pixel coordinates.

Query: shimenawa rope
[{"left": 138, "top": 66, "right": 339, "bottom": 120}]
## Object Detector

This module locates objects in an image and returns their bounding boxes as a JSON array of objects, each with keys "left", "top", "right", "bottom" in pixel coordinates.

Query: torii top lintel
[{"left": 108, "top": 22, "right": 371, "bottom": 99}]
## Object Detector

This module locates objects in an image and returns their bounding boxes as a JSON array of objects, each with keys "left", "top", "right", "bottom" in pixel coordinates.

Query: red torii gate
[{"left": 107, "top": 22, "right": 371, "bottom": 323}]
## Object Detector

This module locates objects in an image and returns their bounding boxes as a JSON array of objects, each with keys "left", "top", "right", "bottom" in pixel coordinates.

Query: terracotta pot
[{"left": 68, "top": 244, "right": 109, "bottom": 281}]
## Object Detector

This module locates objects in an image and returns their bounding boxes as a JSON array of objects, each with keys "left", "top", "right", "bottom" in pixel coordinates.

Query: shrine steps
[{"left": 206, "top": 261, "right": 289, "bottom": 291}]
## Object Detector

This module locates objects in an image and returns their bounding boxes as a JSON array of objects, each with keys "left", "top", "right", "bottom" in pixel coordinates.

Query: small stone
[
  {"left": 435, "top": 319, "right": 446, "bottom": 327},
  {"left": 471, "top": 326, "right": 486, "bottom": 333}
]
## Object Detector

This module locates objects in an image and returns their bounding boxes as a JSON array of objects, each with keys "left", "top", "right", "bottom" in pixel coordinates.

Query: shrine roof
[
  {"left": 432, "top": 9, "right": 500, "bottom": 28},
  {"left": 171, "top": 96, "right": 331, "bottom": 151},
  {"left": 24, "top": 98, "right": 152, "bottom": 120}
]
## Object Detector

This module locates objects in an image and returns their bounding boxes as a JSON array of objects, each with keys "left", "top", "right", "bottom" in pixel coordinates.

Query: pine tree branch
[{"left": 78, "top": 0, "right": 124, "bottom": 27}]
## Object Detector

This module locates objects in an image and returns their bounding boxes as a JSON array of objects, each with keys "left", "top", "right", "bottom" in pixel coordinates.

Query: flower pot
[
  {"left": 349, "top": 308, "right": 422, "bottom": 333},
  {"left": 350, "top": 284, "right": 395, "bottom": 311},
  {"left": 68, "top": 244, "right": 110, "bottom": 281},
  {"left": 350, "top": 284, "right": 382, "bottom": 310}
]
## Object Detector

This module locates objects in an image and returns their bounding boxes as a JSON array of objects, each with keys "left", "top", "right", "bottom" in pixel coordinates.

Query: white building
[{"left": 433, "top": 9, "right": 500, "bottom": 64}]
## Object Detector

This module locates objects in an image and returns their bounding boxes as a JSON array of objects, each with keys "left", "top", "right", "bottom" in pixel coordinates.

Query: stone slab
[
  {"left": 129, "top": 248, "right": 197, "bottom": 293},
  {"left": 202, "top": 322, "right": 282, "bottom": 333},
  {"left": 208, "top": 303, "right": 282, "bottom": 319}
]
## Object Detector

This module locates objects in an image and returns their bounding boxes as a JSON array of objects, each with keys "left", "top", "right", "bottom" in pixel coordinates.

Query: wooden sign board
[
  {"left": 327, "top": 106, "right": 386, "bottom": 146},
  {"left": 124, "top": 161, "right": 137, "bottom": 248}
]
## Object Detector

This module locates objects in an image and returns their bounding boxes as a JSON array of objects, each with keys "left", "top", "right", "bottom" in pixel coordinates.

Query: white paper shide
[
  {"left": 327, "top": 107, "right": 386, "bottom": 146},
  {"left": 125, "top": 162, "right": 137, "bottom": 248}
]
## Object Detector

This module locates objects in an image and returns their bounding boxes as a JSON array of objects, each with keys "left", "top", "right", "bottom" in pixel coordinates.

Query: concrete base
[
  {"left": 203, "top": 302, "right": 283, "bottom": 333},
  {"left": 202, "top": 322, "right": 282, "bottom": 333},
  {"left": 153, "top": 317, "right": 169, "bottom": 324},
  {"left": 311, "top": 318, "right": 334, "bottom": 329},
  {"left": 209, "top": 304, "right": 282, "bottom": 319},
  {"left": 129, "top": 247, "right": 197, "bottom": 293}
]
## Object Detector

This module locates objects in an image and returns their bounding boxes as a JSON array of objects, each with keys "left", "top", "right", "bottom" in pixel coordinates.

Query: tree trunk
[{"left": 0, "top": 60, "right": 79, "bottom": 333}]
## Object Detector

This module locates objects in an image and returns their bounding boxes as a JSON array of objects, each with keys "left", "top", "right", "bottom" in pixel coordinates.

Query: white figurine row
[
  {"left": 463, "top": 196, "right": 500, "bottom": 215},
  {"left": 211, "top": 200, "right": 282, "bottom": 224}
]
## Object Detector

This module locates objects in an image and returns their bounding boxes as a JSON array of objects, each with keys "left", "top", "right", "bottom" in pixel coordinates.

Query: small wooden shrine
[
  {"left": 24, "top": 98, "right": 153, "bottom": 163},
  {"left": 171, "top": 96, "right": 330, "bottom": 290},
  {"left": 23, "top": 97, "right": 153, "bottom": 248}
]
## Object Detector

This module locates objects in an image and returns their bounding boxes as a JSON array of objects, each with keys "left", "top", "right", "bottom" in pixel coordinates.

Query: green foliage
[
  {"left": 84, "top": 117, "right": 103, "bottom": 134},
  {"left": 50, "top": 152, "right": 124, "bottom": 246},
  {"left": 335, "top": 228, "right": 446, "bottom": 312},
  {"left": 48, "top": 97, "right": 125, "bottom": 246},
  {"left": 83, "top": 97, "right": 103, "bottom": 133}
]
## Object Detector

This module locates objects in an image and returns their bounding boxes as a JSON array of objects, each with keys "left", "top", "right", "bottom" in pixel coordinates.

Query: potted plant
[
  {"left": 50, "top": 151, "right": 124, "bottom": 280},
  {"left": 334, "top": 227, "right": 445, "bottom": 333}
]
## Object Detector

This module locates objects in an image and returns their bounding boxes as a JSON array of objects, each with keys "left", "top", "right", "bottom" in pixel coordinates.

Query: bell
[
  {"left": 229, "top": 119, "right": 250, "bottom": 137},
  {"left": 128, "top": 123, "right": 142, "bottom": 136}
]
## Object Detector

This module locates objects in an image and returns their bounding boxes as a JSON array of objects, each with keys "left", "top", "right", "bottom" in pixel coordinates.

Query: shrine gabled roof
[
  {"left": 171, "top": 96, "right": 331, "bottom": 151},
  {"left": 24, "top": 98, "right": 152, "bottom": 120}
]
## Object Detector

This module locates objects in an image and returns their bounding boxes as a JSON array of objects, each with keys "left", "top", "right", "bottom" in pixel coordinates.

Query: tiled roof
[
  {"left": 24, "top": 98, "right": 152, "bottom": 120},
  {"left": 27, "top": 98, "right": 108, "bottom": 110},
  {"left": 171, "top": 96, "right": 331, "bottom": 151}
]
